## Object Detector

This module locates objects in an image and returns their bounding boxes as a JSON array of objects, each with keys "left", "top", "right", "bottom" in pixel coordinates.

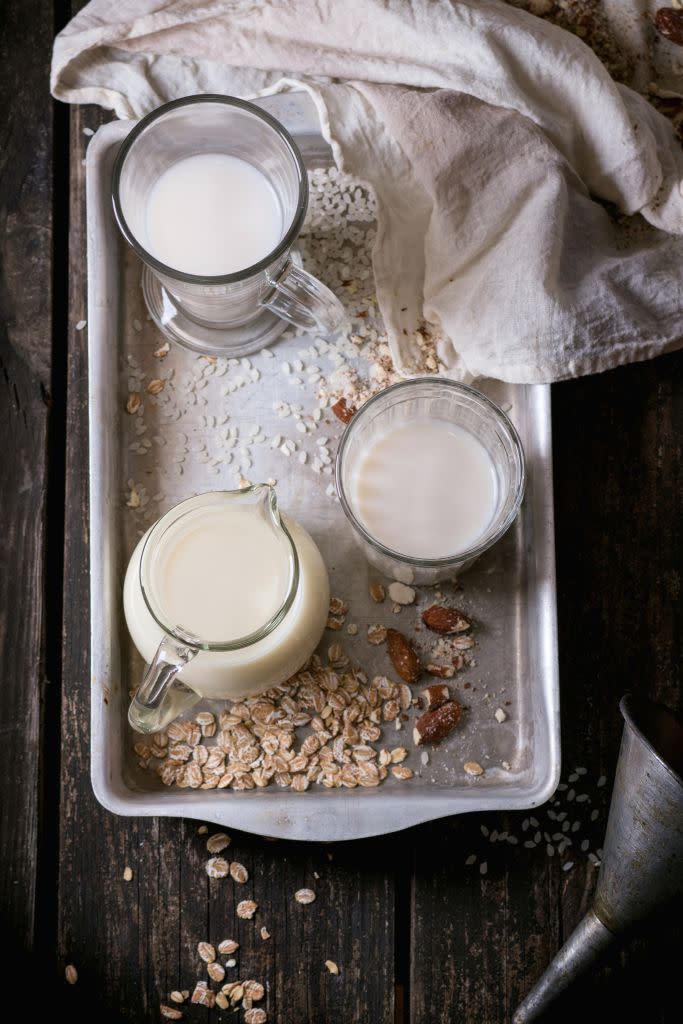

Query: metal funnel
[{"left": 513, "top": 695, "right": 683, "bottom": 1023}]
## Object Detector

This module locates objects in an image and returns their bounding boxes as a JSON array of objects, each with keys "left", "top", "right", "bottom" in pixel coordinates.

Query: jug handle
[
  {"left": 128, "top": 633, "right": 201, "bottom": 734},
  {"left": 261, "top": 258, "right": 345, "bottom": 335}
]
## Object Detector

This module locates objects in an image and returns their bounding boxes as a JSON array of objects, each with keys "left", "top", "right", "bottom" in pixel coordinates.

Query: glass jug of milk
[
  {"left": 112, "top": 94, "right": 344, "bottom": 358},
  {"left": 124, "top": 486, "right": 329, "bottom": 733}
]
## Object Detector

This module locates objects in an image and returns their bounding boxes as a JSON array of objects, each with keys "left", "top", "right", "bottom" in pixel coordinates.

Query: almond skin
[
  {"left": 422, "top": 604, "right": 471, "bottom": 634},
  {"left": 655, "top": 9, "right": 683, "bottom": 45},
  {"left": 413, "top": 701, "right": 463, "bottom": 745},
  {"left": 422, "top": 683, "right": 450, "bottom": 709},
  {"left": 331, "top": 397, "right": 356, "bottom": 423},
  {"left": 386, "top": 628, "right": 421, "bottom": 684}
]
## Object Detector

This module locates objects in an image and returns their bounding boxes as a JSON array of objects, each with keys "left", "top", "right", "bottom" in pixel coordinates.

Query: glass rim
[
  {"left": 334, "top": 378, "right": 526, "bottom": 568},
  {"left": 111, "top": 93, "right": 309, "bottom": 285},
  {"left": 139, "top": 486, "right": 300, "bottom": 651}
]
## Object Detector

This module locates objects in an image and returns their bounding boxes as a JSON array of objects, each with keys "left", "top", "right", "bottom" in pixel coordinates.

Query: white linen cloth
[{"left": 52, "top": 0, "right": 683, "bottom": 383}]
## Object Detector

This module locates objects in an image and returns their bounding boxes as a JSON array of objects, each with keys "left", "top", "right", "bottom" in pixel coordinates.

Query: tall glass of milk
[
  {"left": 335, "top": 379, "right": 525, "bottom": 585},
  {"left": 112, "top": 95, "right": 344, "bottom": 357},
  {"left": 124, "top": 486, "right": 330, "bottom": 733}
]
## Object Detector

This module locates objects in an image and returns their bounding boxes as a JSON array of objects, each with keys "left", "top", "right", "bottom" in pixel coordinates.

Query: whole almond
[
  {"left": 386, "top": 629, "right": 421, "bottom": 684},
  {"left": 413, "top": 701, "right": 463, "bottom": 746},
  {"left": 422, "top": 605, "right": 471, "bottom": 634}
]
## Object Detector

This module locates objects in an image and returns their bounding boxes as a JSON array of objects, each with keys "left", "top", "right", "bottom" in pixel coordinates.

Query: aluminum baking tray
[{"left": 87, "top": 94, "right": 560, "bottom": 841}]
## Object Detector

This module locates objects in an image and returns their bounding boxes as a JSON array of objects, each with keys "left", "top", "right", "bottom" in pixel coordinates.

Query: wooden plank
[
  {"left": 0, "top": 0, "right": 57, "bottom": 973},
  {"left": 410, "top": 352, "right": 682, "bottom": 1023},
  {"left": 57, "top": 98, "right": 398, "bottom": 1020}
]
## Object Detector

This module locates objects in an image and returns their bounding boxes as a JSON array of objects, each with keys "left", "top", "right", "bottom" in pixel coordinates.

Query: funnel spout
[
  {"left": 512, "top": 910, "right": 613, "bottom": 1022},
  {"left": 514, "top": 697, "right": 683, "bottom": 1022}
]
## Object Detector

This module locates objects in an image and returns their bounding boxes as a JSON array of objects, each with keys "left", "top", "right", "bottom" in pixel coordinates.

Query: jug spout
[{"left": 252, "top": 481, "right": 282, "bottom": 528}]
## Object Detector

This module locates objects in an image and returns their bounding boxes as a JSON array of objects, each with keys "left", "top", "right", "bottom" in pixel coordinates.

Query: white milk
[
  {"left": 351, "top": 418, "right": 498, "bottom": 559},
  {"left": 123, "top": 500, "right": 329, "bottom": 700},
  {"left": 144, "top": 153, "right": 283, "bottom": 276},
  {"left": 151, "top": 504, "right": 291, "bottom": 640}
]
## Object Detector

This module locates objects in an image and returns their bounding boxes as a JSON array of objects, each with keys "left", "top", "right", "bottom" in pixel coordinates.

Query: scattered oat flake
[
  {"left": 126, "top": 392, "right": 141, "bottom": 414},
  {"left": 123, "top": 865, "right": 133, "bottom": 881},
  {"left": 237, "top": 899, "right": 258, "bottom": 919},
  {"left": 146, "top": 378, "right": 165, "bottom": 395},
  {"left": 197, "top": 941, "right": 216, "bottom": 963},
  {"left": 230, "top": 861, "right": 249, "bottom": 883},
  {"left": 369, "top": 582, "right": 386, "bottom": 603},
  {"left": 169, "top": 991, "right": 185, "bottom": 1004},
  {"left": 160, "top": 1004, "right": 183, "bottom": 1020},
  {"left": 206, "top": 856, "right": 230, "bottom": 878},
  {"left": 216, "top": 993, "right": 230, "bottom": 1010},
  {"left": 244, "top": 1010, "right": 267, "bottom": 1024},
  {"left": 244, "top": 981, "right": 265, "bottom": 1001},
  {"left": 464, "top": 761, "right": 484, "bottom": 777},
  {"left": 218, "top": 939, "right": 239, "bottom": 955},
  {"left": 325, "top": 960, "right": 340, "bottom": 975},
  {"left": 229, "top": 983, "right": 245, "bottom": 1003},
  {"left": 65, "top": 964, "right": 78, "bottom": 985},
  {"left": 208, "top": 961, "right": 225, "bottom": 982},
  {"left": 295, "top": 887, "right": 316, "bottom": 904},
  {"left": 367, "top": 623, "right": 387, "bottom": 645},
  {"left": 191, "top": 981, "right": 215, "bottom": 1007},
  {"left": 125, "top": 486, "right": 140, "bottom": 509},
  {"left": 153, "top": 341, "right": 170, "bottom": 359},
  {"left": 206, "top": 832, "right": 231, "bottom": 853}
]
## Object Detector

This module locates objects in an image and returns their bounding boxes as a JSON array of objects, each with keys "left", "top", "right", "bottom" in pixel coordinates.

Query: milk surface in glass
[
  {"left": 145, "top": 153, "right": 283, "bottom": 276},
  {"left": 351, "top": 418, "right": 498, "bottom": 559}
]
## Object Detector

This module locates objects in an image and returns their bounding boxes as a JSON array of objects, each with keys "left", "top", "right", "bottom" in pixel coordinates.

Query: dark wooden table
[{"left": 1, "top": 3, "right": 681, "bottom": 1021}]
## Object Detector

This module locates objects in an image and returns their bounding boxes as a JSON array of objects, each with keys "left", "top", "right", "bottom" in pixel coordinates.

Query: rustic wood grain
[
  {"left": 2, "top": 1, "right": 678, "bottom": 1019},
  {"left": 410, "top": 352, "right": 682, "bottom": 1024},
  {"left": 56, "top": 100, "right": 399, "bottom": 1022},
  {"left": 0, "top": 0, "right": 57, "bottom": 977}
]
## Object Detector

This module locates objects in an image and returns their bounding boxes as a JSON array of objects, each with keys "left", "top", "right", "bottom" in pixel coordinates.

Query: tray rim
[{"left": 86, "top": 112, "right": 560, "bottom": 841}]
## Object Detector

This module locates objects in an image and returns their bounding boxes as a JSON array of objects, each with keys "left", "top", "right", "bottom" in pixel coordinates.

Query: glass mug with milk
[
  {"left": 124, "top": 486, "right": 329, "bottom": 733},
  {"left": 112, "top": 95, "right": 345, "bottom": 357}
]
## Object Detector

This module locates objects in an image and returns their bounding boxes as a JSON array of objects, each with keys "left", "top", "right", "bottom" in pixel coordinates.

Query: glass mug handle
[
  {"left": 128, "top": 633, "right": 201, "bottom": 734},
  {"left": 261, "top": 259, "right": 345, "bottom": 334}
]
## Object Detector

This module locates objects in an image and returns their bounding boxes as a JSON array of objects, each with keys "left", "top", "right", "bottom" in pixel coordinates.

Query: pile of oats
[
  {"left": 135, "top": 656, "right": 416, "bottom": 792},
  {"left": 132, "top": 585, "right": 489, "bottom": 790}
]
